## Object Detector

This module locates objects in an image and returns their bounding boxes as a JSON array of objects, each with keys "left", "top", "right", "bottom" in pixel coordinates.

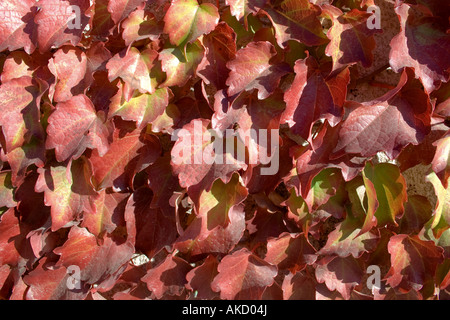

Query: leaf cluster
[{"left": 0, "top": 0, "right": 449, "bottom": 300}]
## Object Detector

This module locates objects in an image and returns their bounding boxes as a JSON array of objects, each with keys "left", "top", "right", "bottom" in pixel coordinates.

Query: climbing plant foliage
[{"left": 0, "top": 0, "right": 449, "bottom": 300}]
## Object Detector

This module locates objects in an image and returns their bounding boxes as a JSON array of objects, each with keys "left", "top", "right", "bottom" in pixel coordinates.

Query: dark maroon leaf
[{"left": 124, "top": 186, "right": 177, "bottom": 259}]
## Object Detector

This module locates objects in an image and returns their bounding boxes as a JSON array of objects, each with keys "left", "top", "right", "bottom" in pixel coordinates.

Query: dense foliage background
[{"left": 0, "top": 0, "right": 449, "bottom": 300}]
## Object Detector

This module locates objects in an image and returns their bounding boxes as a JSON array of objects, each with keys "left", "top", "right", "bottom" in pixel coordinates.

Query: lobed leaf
[
  {"left": 261, "top": 0, "right": 328, "bottom": 48},
  {"left": 107, "top": 47, "right": 159, "bottom": 96},
  {"left": 53, "top": 225, "right": 135, "bottom": 285},
  {"left": 197, "top": 22, "right": 237, "bottom": 89},
  {"left": 386, "top": 234, "right": 444, "bottom": 292},
  {"left": 48, "top": 46, "right": 88, "bottom": 103},
  {"left": 265, "top": 232, "right": 317, "bottom": 272},
  {"left": 0, "top": 76, "right": 44, "bottom": 153},
  {"left": 107, "top": 0, "right": 145, "bottom": 24},
  {"left": 35, "top": 159, "right": 98, "bottom": 231},
  {"left": 109, "top": 87, "right": 170, "bottom": 129},
  {"left": 141, "top": 253, "right": 192, "bottom": 299},
  {"left": 315, "top": 255, "right": 364, "bottom": 300},
  {"left": 389, "top": 2, "right": 450, "bottom": 93},
  {"left": 121, "top": 9, "right": 162, "bottom": 46},
  {"left": 0, "top": 0, "right": 36, "bottom": 54},
  {"left": 281, "top": 55, "right": 349, "bottom": 141},
  {"left": 34, "top": 0, "right": 90, "bottom": 53},
  {"left": 226, "top": 41, "right": 289, "bottom": 99},
  {"left": 362, "top": 162, "right": 407, "bottom": 229},
  {"left": 211, "top": 248, "right": 277, "bottom": 300},
  {"left": 174, "top": 204, "right": 246, "bottom": 257},
  {"left": 46, "top": 94, "right": 113, "bottom": 162},
  {"left": 89, "top": 127, "right": 161, "bottom": 191},
  {"left": 163, "top": 0, "right": 219, "bottom": 46},
  {"left": 324, "top": 6, "right": 382, "bottom": 72},
  {"left": 185, "top": 255, "right": 220, "bottom": 299},
  {"left": 332, "top": 68, "right": 432, "bottom": 159},
  {"left": 225, "top": 0, "right": 267, "bottom": 21}
]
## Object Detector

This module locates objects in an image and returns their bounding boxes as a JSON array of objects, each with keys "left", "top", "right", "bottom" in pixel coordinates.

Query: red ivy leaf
[
  {"left": 124, "top": 187, "right": 178, "bottom": 259},
  {"left": 141, "top": 254, "right": 192, "bottom": 299},
  {"left": 0, "top": 265, "right": 10, "bottom": 293},
  {"left": 386, "top": 234, "right": 444, "bottom": 292},
  {"left": 293, "top": 122, "right": 365, "bottom": 199},
  {"left": 281, "top": 54, "right": 349, "bottom": 141},
  {"left": 397, "top": 195, "right": 433, "bottom": 235},
  {"left": 0, "top": 0, "right": 36, "bottom": 54},
  {"left": 163, "top": 0, "right": 219, "bottom": 46},
  {"left": 282, "top": 271, "right": 316, "bottom": 300},
  {"left": 90, "top": 0, "right": 115, "bottom": 37},
  {"left": 225, "top": 0, "right": 267, "bottom": 21},
  {"left": 174, "top": 204, "right": 246, "bottom": 257},
  {"left": 261, "top": 0, "right": 328, "bottom": 48},
  {"left": 185, "top": 255, "right": 220, "bottom": 299},
  {"left": 159, "top": 41, "right": 205, "bottom": 88},
  {"left": 324, "top": 6, "right": 382, "bottom": 72},
  {"left": 34, "top": 0, "right": 90, "bottom": 53},
  {"left": 48, "top": 46, "right": 88, "bottom": 103},
  {"left": 247, "top": 208, "right": 289, "bottom": 245},
  {"left": 81, "top": 190, "right": 129, "bottom": 238},
  {"left": 389, "top": 2, "right": 450, "bottom": 93},
  {"left": 396, "top": 123, "right": 448, "bottom": 172},
  {"left": 265, "top": 232, "right": 317, "bottom": 272},
  {"left": 0, "top": 76, "right": 44, "bottom": 153},
  {"left": 211, "top": 248, "right": 278, "bottom": 300},
  {"left": 121, "top": 9, "right": 162, "bottom": 46},
  {"left": 0, "top": 209, "right": 27, "bottom": 267},
  {"left": 214, "top": 89, "right": 285, "bottom": 180},
  {"left": 196, "top": 172, "right": 248, "bottom": 229},
  {"left": 318, "top": 222, "right": 379, "bottom": 258},
  {"left": 23, "top": 259, "right": 89, "bottom": 300},
  {"left": 53, "top": 226, "right": 98, "bottom": 277},
  {"left": 197, "top": 22, "right": 237, "bottom": 89},
  {"left": 107, "top": 0, "right": 145, "bottom": 24},
  {"left": 332, "top": 68, "right": 432, "bottom": 159},
  {"left": 171, "top": 119, "right": 246, "bottom": 191},
  {"left": 86, "top": 42, "right": 113, "bottom": 75},
  {"left": 107, "top": 47, "right": 159, "bottom": 96},
  {"left": 14, "top": 172, "right": 50, "bottom": 230},
  {"left": 1, "top": 51, "right": 39, "bottom": 83},
  {"left": 89, "top": 127, "right": 161, "bottom": 191},
  {"left": 46, "top": 94, "right": 113, "bottom": 162},
  {"left": 146, "top": 153, "right": 182, "bottom": 217},
  {"left": 315, "top": 255, "right": 364, "bottom": 300},
  {"left": 35, "top": 159, "right": 98, "bottom": 231},
  {"left": 109, "top": 87, "right": 170, "bottom": 129},
  {"left": 226, "top": 41, "right": 289, "bottom": 99},
  {"left": 87, "top": 71, "right": 120, "bottom": 113},
  {"left": 53, "top": 225, "right": 135, "bottom": 285}
]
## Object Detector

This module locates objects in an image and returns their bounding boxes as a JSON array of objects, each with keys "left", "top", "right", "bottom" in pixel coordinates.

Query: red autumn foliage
[{"left": 0, "top": 0, "right": 449, "bottom": 300}]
